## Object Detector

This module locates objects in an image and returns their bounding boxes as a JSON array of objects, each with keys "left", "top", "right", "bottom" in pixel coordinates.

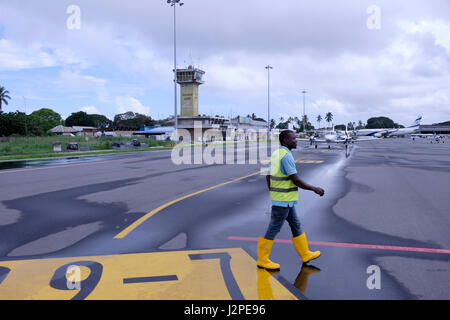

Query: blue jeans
[{"left": 264, "top": 205, "right": 303, "bottom": 240}]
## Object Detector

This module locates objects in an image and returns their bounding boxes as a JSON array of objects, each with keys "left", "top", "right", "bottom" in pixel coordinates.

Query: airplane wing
[
  {"left": 352, "top": 137, "right": 381, "bottom": 142},
  {"left": 411, "top": 134, "right": 432, "bottom": 137},
  {"left": 306, "top": 139, "right": 347, "bottom": 144}
]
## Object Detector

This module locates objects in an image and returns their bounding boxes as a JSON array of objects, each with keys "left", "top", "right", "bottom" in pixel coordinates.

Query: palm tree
[
  {"left": 302, "top": 115, "right": 309, "bottom": 131},
  {"left": 325, "top": 112, "right": 333, "bottom": 129},
  {"left": 0, "top": 87, "right": 11, "bottom": 112},
  {"left": 316, "top": 115, "right": 322, "bottom": 129},
  {"left": 270, "top": 119, "right": 276, "bottom": 129},
  {"left": 357, "top": 120, "right": 364, "bottom": 129}
]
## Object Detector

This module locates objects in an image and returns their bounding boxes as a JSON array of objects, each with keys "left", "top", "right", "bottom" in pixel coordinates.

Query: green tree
[
  {"left": 65, "top": 111, "right": 95, "bottom": 127},
  {"left": 435, "top": 121, "right": 450, "bottom": 125},
  {"left": 29, "top": 108, "right": 62, "bottom": 135},
  {"left": 302, "top": 115, "right": 308, "bottom": 125},
  {"left": 366, "top": 117, "right": 395, "bottom": 129},
  {"left": 347, "top": 122, "right": 355, "bottom": 131},
  {"left": 276, "top": 121, "right": 288, "bottom": 130},
  {"left": 317, "top": 115, "right": 322, "bottom": 129},
  {"left": 0, "top": 111, "right": 30, "bottom": 136},
  {"left": 155, "top": 117, "right": 172, "bottom": 127},
  {"left": 270, "top": 119, "right": 276, "bottom": 129},
  {"left": 0, "top": 87, "right": 11, "bottom": 112},
  {"left": 325, "top": 112, "right": 333, "bottom": 128},
  {"left": 88, "top": 114, "right": 112, "bottom": 130},
  {"left": 113, "top": 111, "right": 155, "bottom": 129}
]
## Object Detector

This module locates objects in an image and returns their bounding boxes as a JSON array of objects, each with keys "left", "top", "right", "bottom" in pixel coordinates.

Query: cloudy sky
[{"left": 0, "top": 0, "right": 449, "bottom": 126}]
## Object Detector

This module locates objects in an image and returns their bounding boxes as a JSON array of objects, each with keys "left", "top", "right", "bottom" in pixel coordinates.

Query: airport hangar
[{"left": 418, "top": 124, "right": 450, "bottom": 135}]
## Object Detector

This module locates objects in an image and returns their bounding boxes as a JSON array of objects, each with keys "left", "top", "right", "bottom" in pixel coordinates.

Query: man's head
[{"left": 279, "top": 130, "right": 297, "bottom": 150}]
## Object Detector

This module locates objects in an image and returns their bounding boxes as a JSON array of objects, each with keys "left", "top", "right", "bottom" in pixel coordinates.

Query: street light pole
[
  {"left": 168, "top": 0, "right": 184, "bottom": 141},
  {"left": 302, "top": 90, "right": 307, "bottom": 133},
  {"left": 265, "top": 65, "right": 273, "bottom": 133}
]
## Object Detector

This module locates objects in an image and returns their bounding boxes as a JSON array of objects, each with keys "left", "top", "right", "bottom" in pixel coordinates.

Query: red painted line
[{"left": 227, "top": 236, "right": 450, "bottom": 255}]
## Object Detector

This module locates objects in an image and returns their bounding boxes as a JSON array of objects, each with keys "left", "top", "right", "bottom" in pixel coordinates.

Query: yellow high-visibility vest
[{"left": 269, "top": 148, "right": 298, "bottom": 202}]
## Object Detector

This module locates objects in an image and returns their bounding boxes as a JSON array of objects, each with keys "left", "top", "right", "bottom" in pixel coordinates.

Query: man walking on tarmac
[{"left": 257, "top": 130, "right": 325, "bottom": 271}]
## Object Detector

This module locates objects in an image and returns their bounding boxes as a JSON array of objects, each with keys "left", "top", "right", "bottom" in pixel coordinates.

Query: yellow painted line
[
  {"left": 114, "top": 171, "right": 262, "bottom": 239},
  {"left": 0, "top": 248, "right": 298, "bottom": 300}
]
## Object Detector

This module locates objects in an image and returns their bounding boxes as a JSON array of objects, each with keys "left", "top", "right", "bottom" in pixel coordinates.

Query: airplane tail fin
[{"left": 409, "top": 116, "right": 422, "bottom": 128}]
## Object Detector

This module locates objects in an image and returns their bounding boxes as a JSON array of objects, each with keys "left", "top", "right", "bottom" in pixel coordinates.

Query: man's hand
[
  {"left": 314, "top": 187, "right": 325, "bottom": 197},
  {"left": 289, "top": 174, "right": 325, "bottom": 197}
]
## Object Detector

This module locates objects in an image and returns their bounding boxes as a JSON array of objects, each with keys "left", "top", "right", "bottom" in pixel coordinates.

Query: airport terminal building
[{"left": 419, "top": 125, "right": 450, "bottom": 135}]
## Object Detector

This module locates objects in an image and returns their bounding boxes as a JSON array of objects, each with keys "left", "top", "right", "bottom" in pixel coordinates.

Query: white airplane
[
  {"left": 355, "top": 116, "right": 422, "bottom": 138},
  {"left": 386, "top": 116, "right": 422, "bottom": 137},
  {"left": 299, "top": 128, "right": 379, "bottom": 149}
]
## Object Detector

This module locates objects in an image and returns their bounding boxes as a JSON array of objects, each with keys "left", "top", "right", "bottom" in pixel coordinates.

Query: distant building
[
  {"left": 50, "top": 125, "right": 77, "bottom": 136},
  {"left": 134, "top": 126, "right": 175, "bottom": 141},
  {"left": 176, "top": 116, "right": 229, "bottom": 142},
  {"left": 230, "top": 116, "right": 267, "bottom": 131},
  {"left": 72, "top": 126, "right": 99, "bottom": 137},
  {"left": 169, "top": 116, "right": 268, "bottom": 142},
  {"left": 103, "top": 126, "right": 140, "bottom": 137},
  {"left": 51, "top": 125, "right": 104, "bottom": 137},
  {"left": 419, "top": 125, "right": 450, "bottom": 135}
]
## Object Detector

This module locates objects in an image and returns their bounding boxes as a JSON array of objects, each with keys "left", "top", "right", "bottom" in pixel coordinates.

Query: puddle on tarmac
[{"left": 0, "top": 156, "right": 113, "bottom": 171}]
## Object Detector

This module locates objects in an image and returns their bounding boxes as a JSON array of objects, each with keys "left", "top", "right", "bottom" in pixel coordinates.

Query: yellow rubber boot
[
  {"left": 257, "top": 237, "right": 280, "bottom": 271},
  {"left": 292, "top": 233, "right": 321, "bottom": 263}
]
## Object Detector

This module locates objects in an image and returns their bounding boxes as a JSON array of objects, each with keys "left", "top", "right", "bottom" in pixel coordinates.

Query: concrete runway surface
[{"left": 0, "top": 139, "right": 448, "bottom": 300}]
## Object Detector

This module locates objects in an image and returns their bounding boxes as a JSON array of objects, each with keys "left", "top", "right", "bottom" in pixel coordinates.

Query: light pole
[
  {"left": 265, "top": 65, "right": 273, "bottom": 133},
  {"left": 167, "top": 0, "right": 184, "bottom": 141},
  {"left": 302, "top": 90, "right": 307, "bottom": 133}
]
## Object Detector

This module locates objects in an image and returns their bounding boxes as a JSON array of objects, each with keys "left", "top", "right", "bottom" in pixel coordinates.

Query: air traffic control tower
[
  {"left": 176, "top": 65, "right": 205, "bottom": 117},
  {"left": 175, "top": 66, "right": 229, "bottom": 143}
]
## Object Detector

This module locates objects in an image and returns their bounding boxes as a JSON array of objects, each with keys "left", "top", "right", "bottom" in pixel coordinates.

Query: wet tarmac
[
  {"left": 0, "top": 139, "right": 448, "bottom": 299},
  {"left": 0, "top": 156, "right": 114, "bottom": 170}
]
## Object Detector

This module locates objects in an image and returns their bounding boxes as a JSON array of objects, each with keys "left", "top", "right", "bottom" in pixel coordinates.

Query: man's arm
[
  {"left": 266, "top": 175, "right": 271, "bottom": 190},
  {"left": 289, "top": 174, "right": 325, "bottom": 196}
]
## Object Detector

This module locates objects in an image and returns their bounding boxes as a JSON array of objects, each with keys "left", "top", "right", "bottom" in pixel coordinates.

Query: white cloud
[
  {"left": 0, "top": 39, "right": 57, "bottom": 71},
  {"left": 80, "top": 105, "right": 100, "bottom": 114},
  {"left": 398, "top": 20, "right": 450, "bottom": 54},
  {"left": 115, "top": 96, "right": 150, "bottom": 115}
]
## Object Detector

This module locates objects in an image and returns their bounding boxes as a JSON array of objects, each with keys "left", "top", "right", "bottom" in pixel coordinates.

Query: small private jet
[{"left": 299, "top": 128, "right": 379, "bottom": 149}]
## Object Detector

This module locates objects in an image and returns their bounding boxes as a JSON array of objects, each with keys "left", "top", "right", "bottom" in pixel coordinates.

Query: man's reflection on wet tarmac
[
  {"left": 257, "top": 264, "right": 321, "bottom": 299},
  {"left": 294, "top": 264, "right": 321, "bottom": 294}
]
